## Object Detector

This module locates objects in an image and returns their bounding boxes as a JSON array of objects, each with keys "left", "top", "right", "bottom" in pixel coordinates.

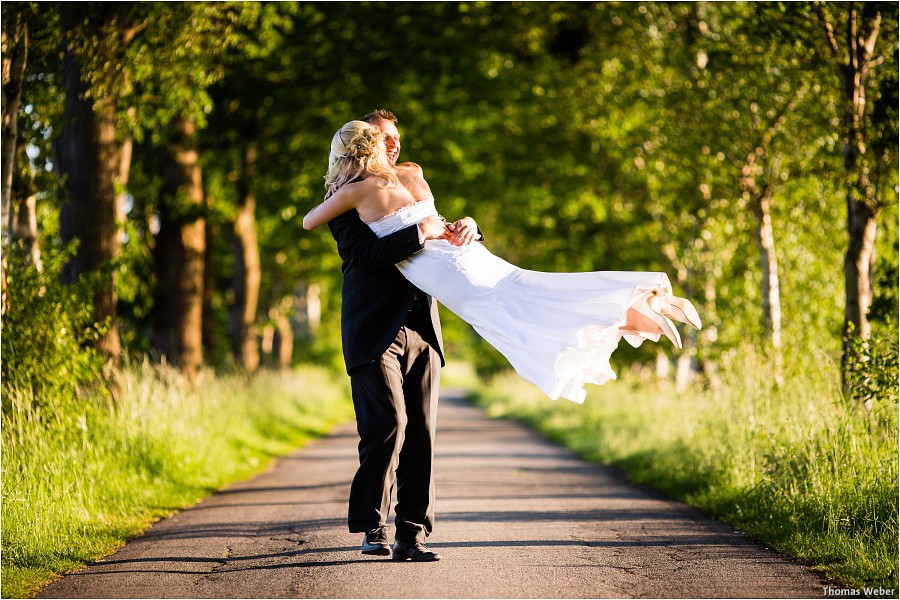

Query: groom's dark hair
[{"left": 361, "top": 109, "right": 397, "bottom": 124}]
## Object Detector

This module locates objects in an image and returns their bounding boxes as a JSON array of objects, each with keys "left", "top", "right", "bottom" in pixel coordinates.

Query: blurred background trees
[{"left": 2, "top": 1, "right": 897, "bottom": 405}]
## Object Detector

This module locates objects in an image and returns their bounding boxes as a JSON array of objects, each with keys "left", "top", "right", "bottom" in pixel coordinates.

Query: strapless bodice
[{"left": 366, "top": 197, "right": 438, "bottom": 238}]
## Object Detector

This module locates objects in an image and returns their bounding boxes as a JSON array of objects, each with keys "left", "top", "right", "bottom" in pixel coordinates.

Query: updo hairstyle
[{"left": 324, "top": 120, "right": 399, "bottom": 192}]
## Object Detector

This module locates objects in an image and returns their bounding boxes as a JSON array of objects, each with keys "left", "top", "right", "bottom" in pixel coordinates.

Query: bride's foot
[
  {"left": 631, "top": 298, "right": 682, "bottom": 350},
  {"left": 657, "top": 294, "right": 702, "bottom": 330}
]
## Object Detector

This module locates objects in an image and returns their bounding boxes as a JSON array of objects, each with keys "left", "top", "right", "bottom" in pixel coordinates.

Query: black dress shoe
[
  {"left": 392, "top": 540, "right": 441, "bottom": 562},
  {"left": 361, "top": 526, "right": 391, "bottom": 556}
]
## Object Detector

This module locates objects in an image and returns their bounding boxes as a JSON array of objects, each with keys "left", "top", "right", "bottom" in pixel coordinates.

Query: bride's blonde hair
[{"left": 324, "top": 120, "right": 399, "bottom": 192}]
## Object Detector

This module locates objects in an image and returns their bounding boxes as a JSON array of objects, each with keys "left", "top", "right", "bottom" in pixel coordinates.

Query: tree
[
  {"left": 133, "top": 3, "right": 241, "bottom": 374},
  {"left": 2, "top": 2, "right": 30, "bottom": 324},
  {"left": 12, "top": 1, "right": 890, "bottom": 389},
  {"left": 152, "top": 117, "right": 206, "bottom": 376},
  {"left": 2, "top": 2, "right": 28, "bottom": 241},
  {"left": 679, "top": 3, "right": 824, "bottom": 383},
  {"left": 55, "top": 3, "right": 148, "bottom": 364},
  {"left": 231, "top": 141, "right": 261, "bottom": 372},
  {"left": 813, "top": 2, "right": 898, "bottom": 389},
  {"left": 203, "top": 2, "right": 301, "bottom": 372}
]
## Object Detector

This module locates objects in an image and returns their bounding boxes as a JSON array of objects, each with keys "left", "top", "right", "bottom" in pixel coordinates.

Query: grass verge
[
  {"left": 468, "top": 346, "right": 899, "bottom": 592},
  {"left": 1, "top": 363, "right": 353, "bottom": 599}
]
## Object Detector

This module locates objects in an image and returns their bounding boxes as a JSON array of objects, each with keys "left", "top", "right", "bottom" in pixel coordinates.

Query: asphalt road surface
[{"left": 37, "top": 390, "right": 825, "bottom": 599}]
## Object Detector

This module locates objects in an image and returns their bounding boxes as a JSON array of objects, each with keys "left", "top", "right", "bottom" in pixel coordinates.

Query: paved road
[{"left": 38, "top": 391, "right": 824, "bottom": 599}]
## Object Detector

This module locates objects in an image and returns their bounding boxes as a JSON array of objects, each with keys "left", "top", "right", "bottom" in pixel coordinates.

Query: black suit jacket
[{"left": 328, "top": 210, "right": 444, "bottom": 373}]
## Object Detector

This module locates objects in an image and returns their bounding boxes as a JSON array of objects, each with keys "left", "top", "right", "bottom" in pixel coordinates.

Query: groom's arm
[{"left": 328, "top": 211, "right": 447, "bottom": 270}]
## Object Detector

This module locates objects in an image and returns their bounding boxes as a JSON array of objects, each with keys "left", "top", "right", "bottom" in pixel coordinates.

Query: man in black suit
[{"left": 327, "top": 110, "right": 478, "bottom": 562}]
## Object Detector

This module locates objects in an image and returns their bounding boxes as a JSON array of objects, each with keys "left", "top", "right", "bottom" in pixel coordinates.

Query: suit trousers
[{"left": 347, "top": 312, "right": 441, "bottom": 544}]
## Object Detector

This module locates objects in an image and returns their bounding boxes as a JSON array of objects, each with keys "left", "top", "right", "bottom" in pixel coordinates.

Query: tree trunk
[
  {"left": 231, "top": 141, "right": 261, "bottom": 373},
  {"left": 817, "top": 3, "right": 885, "bottom": 393},
  {"left": 264, "top": 300, "right": 295, "bottom": 371},
  {"left": 273, "top": 311, "right": 294, "bottom": 371},
  {"left": 2, "top": 6, "right": 27, "bottom": 243},
  {"left": 752, "top": 189, "right": 784, "bottom": 384},
  {"left": 654, "top": 350, "right": 670, "bottom": 380},
  {"left": 843, "top": 195, "right": 878, "bottom": 343},
  {"left": 839, "top": 55, "right": 879, "bottom": 345},
  {"left": 305, "top": 282, "right": 321, "bottom": 331},
  {"left": 56, "top": 12, "right": 122, "bottom": 363},
  {"left": 9, "top": 131, "right": 42, "bottom": 271},
  {"left": 674, "top": 353, "right": 694, "bottom": 392},
  {"left": 1, "top": 6, "right": 28, "bottom": 325},
  {"left": 202, "top": 216, "right": 220, "bottom": 360},
  {"left": 839, "top": 76, "right": 880, "bottom": 387},
  {"left": 11, "top": 192, "right": 42, "bottom": 271},
  {"left": 117, "top": 134, "right": 133, "bottom": 245},
  {"left": 661, "top": 243, "right": 699, "bottom": 389},
  {"left": 701, "top": 277, "right": 720, "bottom": 390},
  {"left": 294, "top": 282, "right": 321, "bottom": 337},
  {"left": 152, "top": 117, "right": 206, "bottom": 377},
  {"left": 260, "top": 322, "right": 275, "bottom": 368},
  {"left": 737, "top": 86, "right": 808, "bottom": 385}
]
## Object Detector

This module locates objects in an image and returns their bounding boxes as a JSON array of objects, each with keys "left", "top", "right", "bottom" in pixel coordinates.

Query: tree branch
[
  {"left": 122, "top": 20, "right": 148, "bottom": 46},
  {"left": 814, "top": 1, "right": 840, "bottom": 59},
  {"left": 862, "top": 11, "right": 881, "bottom": 58},
  {"left": 847, "top": 3, "right": 857, "bottom": 72}
]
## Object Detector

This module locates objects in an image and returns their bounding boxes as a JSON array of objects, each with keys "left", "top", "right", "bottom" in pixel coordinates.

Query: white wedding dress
[{"left": 367, "top": 198, "right": 674, "bottom": 404}]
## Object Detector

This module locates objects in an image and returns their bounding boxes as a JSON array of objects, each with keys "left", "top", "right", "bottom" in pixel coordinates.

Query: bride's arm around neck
[
  {"left": 305, "top": 175, "right": 424, "bottom": 230},
  {"left": 302, "top": 183, "right": 364, "bottom": 230}
]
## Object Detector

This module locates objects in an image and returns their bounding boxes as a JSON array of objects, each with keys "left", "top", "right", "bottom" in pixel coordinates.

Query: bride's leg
[
  {"left": 621, "top": 307, "right": 661, "bottom": 335},
  {"left": 624, "top": 294, "right": 683, "bottom": 349}
]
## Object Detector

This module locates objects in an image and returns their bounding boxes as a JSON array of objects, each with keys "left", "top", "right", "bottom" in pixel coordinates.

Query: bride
[{"left": 303, "top": 120, "right": 701, "bottom": 404}]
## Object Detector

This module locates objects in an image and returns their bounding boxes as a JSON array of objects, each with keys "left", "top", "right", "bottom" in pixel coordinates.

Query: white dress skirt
[{"left": 367, "top": 198, "right": 673, "bottom": 404}]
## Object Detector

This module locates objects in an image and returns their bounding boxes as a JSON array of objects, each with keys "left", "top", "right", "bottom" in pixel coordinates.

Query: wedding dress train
[{"left": 367, "top": 198, "right": 698, "bottom": 404}]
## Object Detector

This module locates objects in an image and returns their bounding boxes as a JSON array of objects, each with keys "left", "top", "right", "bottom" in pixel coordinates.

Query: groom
[{"left": 326, "top": 109, "right": 478, "bottom": 562}]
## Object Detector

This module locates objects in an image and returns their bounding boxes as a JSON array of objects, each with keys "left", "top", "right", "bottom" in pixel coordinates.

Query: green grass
[
  {"left": 1, "top": 363, "right": 353, "bottom": 599},
  {"left": 468, "top": 346, "right": 899, "bottom": 592}
]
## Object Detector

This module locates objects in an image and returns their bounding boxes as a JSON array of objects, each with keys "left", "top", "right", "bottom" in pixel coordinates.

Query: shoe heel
[
  {"left": 664, "top": 296, "right": 702, "bottom": 330},
  {"left": 632, "top": 299, "right": 682, "bottom": 350}
]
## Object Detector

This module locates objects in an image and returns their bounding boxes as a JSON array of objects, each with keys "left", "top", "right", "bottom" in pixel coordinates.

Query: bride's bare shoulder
[
  {"left": 395, "top": 162, "right": 423, "bottom": 175},
  {"left": 395, "top": 162, "right": 426, "bottom": 187},
  {"left": 327, "top": 177, "right": 381, "bottom": 206},
  {"left": 345, "top": 176, "right": 387, "bottom": 193}
]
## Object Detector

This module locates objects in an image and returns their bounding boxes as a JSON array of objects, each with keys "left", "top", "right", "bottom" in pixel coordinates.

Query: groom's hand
[{"left": 418, "top": 215, "right": 451, "bottom": 242}]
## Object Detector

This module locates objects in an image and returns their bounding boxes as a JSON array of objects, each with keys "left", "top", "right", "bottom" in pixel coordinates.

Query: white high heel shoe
[
  {"left": 660, "top": 294, "right": 702, "bottom": 330},
  {"left": 631, "top": 298, "right": 682, "bottom": 350}
]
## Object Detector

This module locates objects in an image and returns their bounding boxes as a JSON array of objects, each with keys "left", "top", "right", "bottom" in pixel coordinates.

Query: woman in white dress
[{"left": 304, "top": 120, "right": 701, "bottom": 404}]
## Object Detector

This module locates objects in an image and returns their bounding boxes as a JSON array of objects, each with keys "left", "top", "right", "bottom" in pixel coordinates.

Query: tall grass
[
  {"left": 470, "top": 344, "right": 899, "bottom": 591},
  {"left": 1, "top": 364, "right": 353, "bottom": 599}
]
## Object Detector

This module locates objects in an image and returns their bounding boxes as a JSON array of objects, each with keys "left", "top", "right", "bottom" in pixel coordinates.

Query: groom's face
[{"left": 370, "top": 118, "right": 401, "bottom": 165}]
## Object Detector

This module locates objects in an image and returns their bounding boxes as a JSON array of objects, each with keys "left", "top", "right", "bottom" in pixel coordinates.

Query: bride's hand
[
  {"left": 447, "top": 217, "right": 478, "bottom": 246},
  {"left": 418, "top": 216, "right": 450, "bottom": 241}
]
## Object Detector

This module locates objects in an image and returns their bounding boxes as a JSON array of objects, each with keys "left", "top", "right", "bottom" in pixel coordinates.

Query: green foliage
[
  {"left": 1, "top": 244, "right": 107, "bottom": 403},
  {"left": 471, "top": 344, "right": 899, "bottom": 589},
  {"left": 844, "top": 324, "right": 900, "bottom": 408},
  {"left": 55, "top": 3, "right": 244, "bottom": 140},
  {"left": 17, "top": 1, "right": 895, "bottom": 375},
  {"left": 871, "top": 199, "right": 899, "bottom": 328},
  {"left": 1, "top": 365, "right": 353, "bottom": 599}
]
